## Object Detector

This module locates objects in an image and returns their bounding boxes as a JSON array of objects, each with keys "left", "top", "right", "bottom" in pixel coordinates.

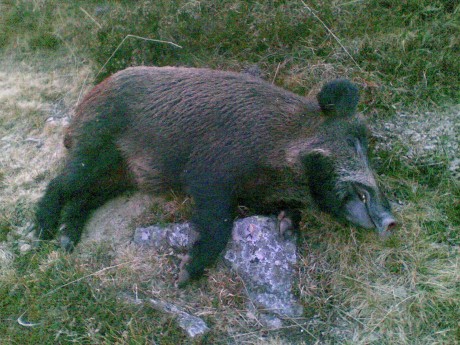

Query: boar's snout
[{"left": 377, "top": 214, "right": 397, "bottom": 237}]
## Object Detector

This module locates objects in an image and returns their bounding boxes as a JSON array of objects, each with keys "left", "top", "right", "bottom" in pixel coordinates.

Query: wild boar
[{"left": 35, "top": 67, "right": 396, "bottom": 285}]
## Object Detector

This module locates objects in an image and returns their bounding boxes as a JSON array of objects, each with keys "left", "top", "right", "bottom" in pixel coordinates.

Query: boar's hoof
[
  {"left": 277, "top": 211, "right": 294, "bottom": 238},
  {"left": 176, "top": 254, "right": 192, "bottom": 288},
  {"left": 59, "top": 235, "right": 75, "bottom": 252}
]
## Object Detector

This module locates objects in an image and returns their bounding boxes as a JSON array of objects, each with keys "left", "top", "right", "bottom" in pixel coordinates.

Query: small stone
[
  {"left": 19, "top": 243, "right": 32, "bottom": 253},
  {"left": 121, "top": 294, "right": 209, "bottom": 338},
  {"left": 177, "top": 313, "right": 210, "bottom": 338},
  {"left": 133, "top": 223, "right": 199, "bottom": 250},
  {"left": 393, "top": 286, "right": 408, "bottom": 299},
  {"left": 146, "top": 298, "right": 209, "bottom": 338}
]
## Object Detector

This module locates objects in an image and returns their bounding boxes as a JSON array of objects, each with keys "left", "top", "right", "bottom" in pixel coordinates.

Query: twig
[
  {"left": 231, "top": 321, "right": 318, "bottom": 338},
  {"left": 78, "top": 35, "right": 183, "bottom": 103},
  {"left": 17, "top": 261, "right": 135, "bottom": 327},
  {"left": 44, "top": 260, "right": 135, "bottom": 297},
  {"left": 96, "top": 35, "right": 182, "bottom": 80},
  {"left": 17, "top": 312, "right": 41, "bottom": 327},
  {"left": 272, "top": 62, "right": 281, "bottom": 84},
  {"left": 336, "top": 0, "right": 364, "bottom": 7},
  {"left": 300, "top": 1, "right": 362, "bottom": 71},
  {"left": 79, "top": 7, "right": 102, "bottom": 29},
  {"left": 332, "top": 304, "right": 366, "bottom": 327}
]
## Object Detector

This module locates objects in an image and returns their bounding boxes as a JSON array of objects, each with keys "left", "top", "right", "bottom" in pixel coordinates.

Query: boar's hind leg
[
  {"left": 35, "top": 146, "right": 131, "bottom": 250},
  {"left": 178, "top": 180, "right": 234, "bottom": 286},
  {"left": 59, "top": 149, "right": 132, "bottom": 251},
  {"left": 35, "top": 173, "right": 70, "bottom": 241},
  {"left": 58, "top": 182, "right": 128, "bottom": 251}
]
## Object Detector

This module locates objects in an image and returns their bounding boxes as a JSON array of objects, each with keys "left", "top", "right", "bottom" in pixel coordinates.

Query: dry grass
[{"left": 0, "top": 53, "right": 92, "bottom": 241}]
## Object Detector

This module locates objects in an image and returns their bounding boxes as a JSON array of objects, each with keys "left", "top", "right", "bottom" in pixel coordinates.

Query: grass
[{"left": 0, "top": 0, "right": 459, "bottom": 344}]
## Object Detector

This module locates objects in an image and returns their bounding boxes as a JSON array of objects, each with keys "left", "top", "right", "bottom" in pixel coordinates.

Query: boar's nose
[{"left": 378, "top": 215, "right": 397, "bottom": 237}]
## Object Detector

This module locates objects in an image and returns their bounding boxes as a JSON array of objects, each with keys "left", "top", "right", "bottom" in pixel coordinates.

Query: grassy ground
[{"left": 0, "top": 0, "right": 458, "bottom": 344}]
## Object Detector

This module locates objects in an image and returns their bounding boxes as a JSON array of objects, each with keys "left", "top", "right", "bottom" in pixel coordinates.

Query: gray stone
[
  {"left": 146, "top": 297, "right": 210, "bottom": 338},
  {"left": 258, "top": 312, "right": 284, "bottom": 329},
  {"left": 133, "top": 222, "right": 198, "bottom": 250},
  {"left": 19, "top": 243, "right": 32, "bottom": 253},
  {"left": 225, "top": 216, "right": 303, "bottom": 323},
  {"left": 0, "top": 244, "right": 14, "bottom": 267},
  {"left": 134, "top": 216, "right": 303, "bottom": 329}
]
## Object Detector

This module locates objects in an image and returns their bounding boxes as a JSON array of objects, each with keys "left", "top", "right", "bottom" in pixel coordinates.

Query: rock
[
  {"left": 19, "top": 243, "right": 32, "bottom": 253},
  {"left": 133, "top": 223, "right": 198, "bottom": 250},
  {"left": 258, "top": 312, "right": 284, "bottom": 329},
  {"left": 133, "top": 216, "right": 303, "bottom": 329},
  {"left": 146, "top": 297, "right": 209, "bottom": 338},
  {"left": 69, "top": 193, "right": 302, "bottom": 334},
  {"left": 121, "top": 293, "right": 209, "bottom": 338},
  {"left": 225, "top": 216, "right": 303, "bottom": 323}
]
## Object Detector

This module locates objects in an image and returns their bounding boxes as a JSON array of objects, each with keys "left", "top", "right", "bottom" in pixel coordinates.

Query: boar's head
[{"left": 302, "top": 80, "right": 397, "bottom": 235}]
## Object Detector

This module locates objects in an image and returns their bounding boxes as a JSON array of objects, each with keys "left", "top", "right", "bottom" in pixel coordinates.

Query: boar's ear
[{"left": 318, "top": 79, "right": 359, "bottom": 117}]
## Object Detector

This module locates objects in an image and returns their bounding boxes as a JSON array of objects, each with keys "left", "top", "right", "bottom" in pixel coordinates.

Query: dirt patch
[
  {"left": 77, "top": 193, "right": 158, "bottom": 254},
  {"left": 372, "top": 105, "right": 460, "bottom": 180}
]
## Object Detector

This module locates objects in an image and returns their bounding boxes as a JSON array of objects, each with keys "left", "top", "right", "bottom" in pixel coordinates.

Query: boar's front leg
[{"left": 177, "top": 179, "right": 234, "bottom": 287}]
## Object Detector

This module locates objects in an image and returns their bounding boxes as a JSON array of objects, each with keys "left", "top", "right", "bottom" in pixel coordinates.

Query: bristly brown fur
[{"left": 36, "top": 67, "right": 394, "bottom": 284}]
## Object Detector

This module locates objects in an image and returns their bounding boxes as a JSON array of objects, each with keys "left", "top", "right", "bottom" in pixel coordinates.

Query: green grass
[
  {"left": 0, "top": 0, "right": 459, "bottom": 344},
  {"left": 2, "top": 0, "right": 458, "bottom": 108},
  {"left": 1, "top": 248, "right": 191, "bottom": 344}
]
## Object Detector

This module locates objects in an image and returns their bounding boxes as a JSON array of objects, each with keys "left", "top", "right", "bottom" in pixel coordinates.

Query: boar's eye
[
  {"left": 358, "top": 192, "right": 367, "bottom": 203},
  {"left": 353, "top": 184, "right": 369, "bottom": 204}
]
